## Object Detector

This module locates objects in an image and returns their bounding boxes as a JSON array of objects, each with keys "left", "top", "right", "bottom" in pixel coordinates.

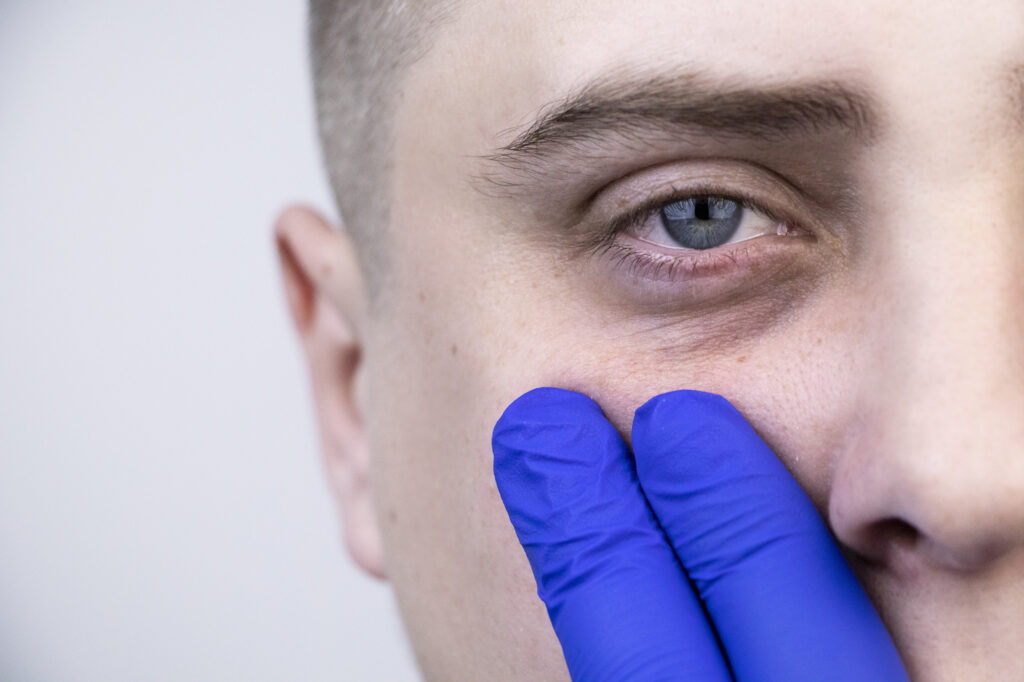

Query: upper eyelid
[{"left": 601, "top": 159, "right": 810, "bottom": 213}]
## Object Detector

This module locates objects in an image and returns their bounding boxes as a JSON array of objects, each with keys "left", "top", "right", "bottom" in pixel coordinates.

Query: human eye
[
  {"left": 639, "top": 193, "right": 791, "bottom": 249},
  {"left": 601, "top": 191, "right": 803, "bottom": 280},
  {"left": 581, "top": 163, "right": 820, "bottom": 289}
]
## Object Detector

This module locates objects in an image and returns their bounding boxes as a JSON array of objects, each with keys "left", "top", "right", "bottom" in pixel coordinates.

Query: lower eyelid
[
  {"left": 627, "top": 221, "right": 806, "bottom": 260},
  {"left": 595, "top": 227, "right": 817, "bottom": 306},
  {"left": 635, "top": 227, "right": 778, "bottom": 251}
]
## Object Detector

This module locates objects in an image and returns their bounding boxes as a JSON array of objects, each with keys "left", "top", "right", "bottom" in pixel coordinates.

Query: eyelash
[{"left": 590, "top": 183, "right": 805, "bottom": 281}]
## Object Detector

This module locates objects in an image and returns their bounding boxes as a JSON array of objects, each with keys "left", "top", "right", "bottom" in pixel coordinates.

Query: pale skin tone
[{"left": 275, "top": 1, "right": 1024, "bottom": 680}]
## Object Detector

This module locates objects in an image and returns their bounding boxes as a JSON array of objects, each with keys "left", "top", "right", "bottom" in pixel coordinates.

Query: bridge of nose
[{"left": 827, "top": 168, "right": 1024, "bottom": 572}]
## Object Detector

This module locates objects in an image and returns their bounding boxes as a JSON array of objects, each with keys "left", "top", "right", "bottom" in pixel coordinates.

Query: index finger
[
  {"left": 632, "top": 390, "right": 908, "bottom": 682},
  {"left": 492, "top": 387, "right": 732, "bottom": 681}
]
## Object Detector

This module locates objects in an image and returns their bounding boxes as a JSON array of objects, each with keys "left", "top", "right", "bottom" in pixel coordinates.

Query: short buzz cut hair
[{"left": 308, "top": 0, "right": 457, "bottom": 290}]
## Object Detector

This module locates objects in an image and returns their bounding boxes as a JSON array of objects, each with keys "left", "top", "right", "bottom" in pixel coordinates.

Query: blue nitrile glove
[{"left": 492, "top": 388, "right": 908, "bottom": 682}]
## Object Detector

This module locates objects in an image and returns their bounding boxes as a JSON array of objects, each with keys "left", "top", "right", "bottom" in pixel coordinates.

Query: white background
[{"left": 0, "top": 2, "right": 419, "bottom": 680}]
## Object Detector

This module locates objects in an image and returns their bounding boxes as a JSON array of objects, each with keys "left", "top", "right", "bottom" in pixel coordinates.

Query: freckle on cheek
[
  {"left": 451, "top": 343, "right": 458, "bottom": 356},
  {"left": 736, "top": 356, "right": 748, "bottom": 363}
]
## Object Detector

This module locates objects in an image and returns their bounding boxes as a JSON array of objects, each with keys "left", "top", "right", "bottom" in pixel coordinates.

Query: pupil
[{"left": 695, "top": 199, "right": 711, "bottom": 220}]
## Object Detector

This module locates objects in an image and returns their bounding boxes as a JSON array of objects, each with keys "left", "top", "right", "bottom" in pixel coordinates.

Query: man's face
[{"left": 332, "top": 1, "right": 1024, "bottom": 679}]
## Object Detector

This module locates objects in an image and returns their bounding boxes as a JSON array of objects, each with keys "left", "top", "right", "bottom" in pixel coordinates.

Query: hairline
[{"left": 309, "top": 0, "right": 460, "bottom": 303}]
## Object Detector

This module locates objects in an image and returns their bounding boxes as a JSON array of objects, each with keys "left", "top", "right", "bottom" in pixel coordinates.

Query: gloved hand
[{"left": 492, "top": 388, "right": 909, "bottom": 681}]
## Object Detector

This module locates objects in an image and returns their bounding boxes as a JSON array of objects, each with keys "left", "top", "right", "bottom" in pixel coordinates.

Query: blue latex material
[{"left": 492, "top": 387, "right": 909, "bottom": 682}]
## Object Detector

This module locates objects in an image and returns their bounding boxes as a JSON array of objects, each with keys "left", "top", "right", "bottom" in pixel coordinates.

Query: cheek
[
  {"left": 371, "top": 265, "right": 858, "bottom": 553},
  {"left": 361, "top": 276, "right": 576, "bottom": 677}
]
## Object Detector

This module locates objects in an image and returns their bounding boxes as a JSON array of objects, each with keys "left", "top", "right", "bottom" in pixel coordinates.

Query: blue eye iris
[{"left": 659, "top": 196, "right": 743, "bottom": 250}]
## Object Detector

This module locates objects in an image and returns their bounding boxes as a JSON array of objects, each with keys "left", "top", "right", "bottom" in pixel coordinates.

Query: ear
[{"left": 273, "top": 205, "right": 386, "bottom": 579}]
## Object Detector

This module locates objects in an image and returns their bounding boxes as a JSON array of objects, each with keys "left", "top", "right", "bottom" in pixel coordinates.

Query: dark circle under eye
[{"left": 659, "top": 196, "right": 743, "bottom": 250}]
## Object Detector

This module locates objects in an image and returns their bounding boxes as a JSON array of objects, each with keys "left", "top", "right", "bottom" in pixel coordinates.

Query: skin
[{"left": 275, "top": 1, "right": 1024, "bottom": 680}]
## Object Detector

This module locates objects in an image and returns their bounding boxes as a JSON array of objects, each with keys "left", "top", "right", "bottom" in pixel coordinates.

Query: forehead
[{"left": 398, "top": 0, "right": 1023, "bottom": 157}]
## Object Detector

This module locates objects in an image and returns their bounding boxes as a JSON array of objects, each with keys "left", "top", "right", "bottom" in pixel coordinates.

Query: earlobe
[{"left": 273, "top": 205, "right": 387, "bottom": 579}]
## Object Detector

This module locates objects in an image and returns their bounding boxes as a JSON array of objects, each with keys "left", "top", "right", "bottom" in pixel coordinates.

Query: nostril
[
  {"left": 844, "top": 517, "right": 921, "bottom": 568},
  {"left": 870, "top": 518, "right": 921, "bottom": 566},
  {"left": 876, "top": 517, "right": 919, "bottom": 546}
]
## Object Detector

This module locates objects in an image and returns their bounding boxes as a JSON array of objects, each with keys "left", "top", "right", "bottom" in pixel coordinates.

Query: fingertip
[
  {"left": 632, "top": 390, "right": 739, "bottom": 449},
  {"left": 491, "top": 386, "right": 621, "bottom": 509},
  {"left": 492, "top": 387, "right": 602, "bottom": 444},
  {"left": 500, "top": 386, "right": 600, "bottom": 418},
  {"left": 633, "top": 388, "right": 736, "bottom": 419}
]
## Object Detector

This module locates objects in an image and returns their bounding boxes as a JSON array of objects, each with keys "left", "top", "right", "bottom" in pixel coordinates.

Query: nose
[{"left": 828, "top": 182, "right": 1024, "bottom": 575}]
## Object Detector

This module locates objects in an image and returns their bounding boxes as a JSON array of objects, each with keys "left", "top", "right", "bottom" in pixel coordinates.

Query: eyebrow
[{"left": 479, "top": 68, "right": 880, "bottom": 185}]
